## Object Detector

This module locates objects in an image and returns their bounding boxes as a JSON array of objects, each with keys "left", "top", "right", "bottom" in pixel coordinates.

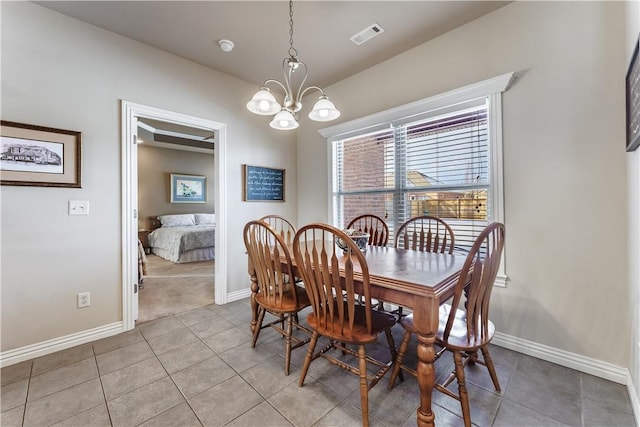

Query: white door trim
[{"left": 121, "top": 101, "right": 228, "bottom": 330}]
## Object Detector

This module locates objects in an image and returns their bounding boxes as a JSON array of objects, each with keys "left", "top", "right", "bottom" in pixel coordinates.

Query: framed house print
[
  {"left": 170, "top": 173, "right": 206, "bottom": 203},
  {"left": 1, "top": 121, "right": 82, "bottom": 187}
]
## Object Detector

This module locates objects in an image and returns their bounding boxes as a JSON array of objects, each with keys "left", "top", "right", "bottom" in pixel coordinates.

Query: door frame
[{"left": 121, "top": 100, "right": 228, "bottom": 330}]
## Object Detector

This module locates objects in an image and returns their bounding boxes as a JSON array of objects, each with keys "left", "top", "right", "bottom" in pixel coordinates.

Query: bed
[{"left": 147, "top": 213, "right": 215, "bottom": 263}]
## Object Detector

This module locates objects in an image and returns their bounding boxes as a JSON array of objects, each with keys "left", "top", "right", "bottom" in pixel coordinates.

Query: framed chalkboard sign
[
  {"left": 626, "top": 36, "right": 640, "bottom": 152},
  {"left": 242, "top": 164, "right": 285, "bottom": 202}
]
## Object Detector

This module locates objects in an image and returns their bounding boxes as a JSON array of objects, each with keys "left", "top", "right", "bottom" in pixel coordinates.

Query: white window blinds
[{"left": 333, "top": 101, "right": 490, "bottom": 251}]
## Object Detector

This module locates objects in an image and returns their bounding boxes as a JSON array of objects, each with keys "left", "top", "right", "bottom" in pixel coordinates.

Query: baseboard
[
  {"left": 626, "top": 372, "right": 640, "bottom": 427},
  {"left": 493, "top": 331, "right": 628, "bottom": 384},
  {"left": 226, "top": 288, "right": 252, "bottom": 303},
  {"left": 0, "top": 322, "right": 123, "bottom": 368}
]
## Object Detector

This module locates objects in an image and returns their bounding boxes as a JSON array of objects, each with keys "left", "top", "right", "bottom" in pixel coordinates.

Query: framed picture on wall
[
  {"left": 626, "top": 36, "right": 640, "bottom": 152},
  {"left": 170, "top": 173, "right": 206, "bottom": 203},
  {"left": 242, "top": 164, "right": 285, "bottom": 202},
  {"left": 1, "top": 121, "right": 82, "bottom": 187}
]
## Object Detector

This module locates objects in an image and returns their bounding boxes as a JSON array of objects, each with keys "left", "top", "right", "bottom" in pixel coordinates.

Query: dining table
[{"left": 248, "top": 244, "right": 469, "bottom": 427}]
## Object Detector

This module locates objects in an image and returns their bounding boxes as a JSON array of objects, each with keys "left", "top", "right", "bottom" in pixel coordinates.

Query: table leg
[{"left": 412, "top": 296, "right": 439, "bottom": 427}]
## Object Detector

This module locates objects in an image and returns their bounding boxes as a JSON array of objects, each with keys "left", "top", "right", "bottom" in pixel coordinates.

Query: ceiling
[{"left": 34, "top": 1, "right": 510, "bottom": 90}]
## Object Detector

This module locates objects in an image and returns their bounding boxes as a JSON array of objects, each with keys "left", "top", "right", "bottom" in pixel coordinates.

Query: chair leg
[
  {"left": 252, "top": 307, "right": 266, "bottom": 348},
  {"left": 358, "top": 344, "right": 369, "bottom": 427},
  {"left": 480, "top": 345, "right": 501, "bottom": 392},
  {"left": 299, "top": 332, "right": 318, "bottom": 387},
  {"left": 284, "top": 314, "right": 293, "bottom": 376},
  {"left": 453, "top": 350, "right": 471, "bottom": 427},
  {"left": 388, "top": 329, "right": 411, "bottom": 389},
  {"left": 384, "top": 328, "right": 403, "bottom": 383}
]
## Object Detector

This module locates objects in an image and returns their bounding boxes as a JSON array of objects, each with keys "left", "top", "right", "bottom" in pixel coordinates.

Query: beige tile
[
  {"left": 202, "top": 328, "right": 252, "bottom": 354},
  {"left": 1, "top": 360, "right": 32, "bottom": 386},
  {"left": 146, "top": 326, "right": 199, "bottom": 355},
  {"left": 170, "top": 356, "right": 235, "bottom": 398},
  {"left": 107, "top": 377, "right": 184, "bottom": 426},
  {"left": 0, "top": 405, "right": 24, "bottom": 427},
  {"left": 176, "top": 306, "right": 221, "bottom": 326},
  {"left": 92, "top": 329, "right": 144, "bottom": 355},
  {"left": 137, "top": 315, "right": 185, "bottom": 339},
  {"left": 226, "top": 400, "right": 293, "bottom": 427},
  {"left": 219, "top": 341, "right": 278, "bottom": 373},
  {"left": 138, "top": 402, "right": 202, "bottom": 427},
  {"left": 28, "top": 357, "right": 98, "bottom": 401},
  {"left": 157, "top": 340, "right": 215, "bottom": 374},
  {"left": 95, "top": 341, "right": 155, "bottom": 375},
  {"left": 1, "top": 378, "right": 28, "bottom": 411},
  {"left": 188, "top": 317, "right": 235, "bottom": 340},
  {"left": 31, "top": 343, "right": 94, "bottom": 376},
  {"left": 189, "top": 375, "right": 263, "bottom": 426},
  {"left": 23, "top": 378, "right": 104, "bottom": 426},
  {"left": 268, "top": 380, "right": 342, "bottom": 427},
  {"left": 51, "top": 403, "right": 111, "bottom": 427},
  {"left": 240, "top": 355, "right": 298, "bottom": 398},
  {"left": 101, "top": 357, "right": 167, "bottom": 400}
]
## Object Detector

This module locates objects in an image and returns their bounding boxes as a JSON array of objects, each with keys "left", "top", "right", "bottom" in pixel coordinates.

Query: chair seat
[
  {"left": 307, "top": 304, "right": 396, "bottom": 344},
  {"left": 399, "top": 304, "right": 495, "bottom": 351},
  {"left": 256, "top": 285, "right": 310, "bottom": 314}
]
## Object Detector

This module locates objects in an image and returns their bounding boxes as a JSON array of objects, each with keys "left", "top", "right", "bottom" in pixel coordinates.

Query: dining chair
[
  {"left": 259, "top": 214, "right": 297, "bottom": 245},
  {"left": 392, "top": 215, "right": 456, "bottom": 318},
  {"left": 388, "top": 222, "right": 506, "bottom": 427},
  {"left": 347, "top": 214, "right": 389, "bottom": 247},
  {"left": 243, "top": 220, "right": 311, "bottom": 375},
  {"left": 293, "top": 223, "right": 400, "bottom": 427},
  {"left": 394, "top": 215, "right": 455, "bottom": 253}
]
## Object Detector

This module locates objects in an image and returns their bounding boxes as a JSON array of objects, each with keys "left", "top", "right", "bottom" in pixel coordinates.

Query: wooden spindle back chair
[
  {"left": 293, "top": 223, "right": 399, "bottom": 427},
  {"left": 243, "top": 220, "right": 310, "bottom": 375},
  {"left": 394, "top": 215, "right": 455, "bottom": 254},
  {"left": 347, "top": 214, "right": 389, "bottom": 247},
  {"left": 259, "top": 214, "right": 297, "bottom": 245},
  {"left": 388, "top": 222, "right": 505, "bottom": 427}
]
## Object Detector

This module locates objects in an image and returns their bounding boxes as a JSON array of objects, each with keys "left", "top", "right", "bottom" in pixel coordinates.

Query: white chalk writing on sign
[{"left": 244, "top": 165, "right": 284, "bottom": 201}]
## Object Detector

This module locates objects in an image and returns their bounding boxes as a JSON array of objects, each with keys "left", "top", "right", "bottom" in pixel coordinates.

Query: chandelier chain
[{"left": 288, "top": 0, "right": 296, "bottom": 58}]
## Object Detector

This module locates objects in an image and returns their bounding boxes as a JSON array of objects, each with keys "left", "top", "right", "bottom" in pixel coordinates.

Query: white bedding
[{"left": 148, "top": 225, "right": 215, "bottom": 263}]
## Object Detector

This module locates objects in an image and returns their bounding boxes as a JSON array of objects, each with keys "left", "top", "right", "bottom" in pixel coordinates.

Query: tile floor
[{"left": 1, "top": 299, "right": 636, "bottom": 427}]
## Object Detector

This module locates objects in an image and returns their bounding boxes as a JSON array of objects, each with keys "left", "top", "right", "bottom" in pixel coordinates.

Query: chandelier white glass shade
[{"left": 246, "top": 0, "right": 340, "bottom": 130}]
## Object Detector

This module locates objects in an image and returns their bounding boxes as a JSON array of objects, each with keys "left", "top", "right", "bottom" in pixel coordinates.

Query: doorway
[{"left": 121, "top": 101, "right": 228, "bottom": 331}]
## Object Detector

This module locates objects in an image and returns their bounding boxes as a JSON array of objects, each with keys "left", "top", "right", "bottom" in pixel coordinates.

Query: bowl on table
[{"left": 336, "top": 229, "right": 370, "bottom": 253}]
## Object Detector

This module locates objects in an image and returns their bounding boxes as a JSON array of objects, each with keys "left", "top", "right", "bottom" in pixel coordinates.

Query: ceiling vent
[{"left": 350, "top": 23, "right": 384, "bottom": 45}]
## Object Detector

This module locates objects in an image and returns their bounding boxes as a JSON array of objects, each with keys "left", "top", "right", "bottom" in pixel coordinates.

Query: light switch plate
[{"left": 69, "top": 200, "right": 90, "bottom": 215}]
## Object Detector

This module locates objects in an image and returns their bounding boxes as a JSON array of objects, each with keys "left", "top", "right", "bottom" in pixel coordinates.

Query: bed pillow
[
  {"left": 159, "top": 214, "right": 196, "bottom": 227},
  {"left": 194, "top": 213, "right": 215, "bottom": 225}
]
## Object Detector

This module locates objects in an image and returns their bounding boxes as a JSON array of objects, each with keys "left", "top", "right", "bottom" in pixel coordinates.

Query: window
[{"left": 321, "top": 73, "right": 512, "bottom": 286}]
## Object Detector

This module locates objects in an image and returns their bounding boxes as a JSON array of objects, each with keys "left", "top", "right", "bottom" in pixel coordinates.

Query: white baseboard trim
[
  {"left": 493, "top": 331, "right": 628, "bottom": 384},
  {"left": 226, "top": 288, "right": 252, "bottom": 303},
  {"left": 0, "top": 322, "right": 124, "bottom": 368},
  {"left": 626, "top": 372, "right": 640, "bottom": 427}
]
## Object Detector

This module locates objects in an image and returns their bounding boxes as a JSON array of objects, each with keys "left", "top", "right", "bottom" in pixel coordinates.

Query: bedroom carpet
[{"left": 138, "top": 254, "right": 214, "bottom": 323}]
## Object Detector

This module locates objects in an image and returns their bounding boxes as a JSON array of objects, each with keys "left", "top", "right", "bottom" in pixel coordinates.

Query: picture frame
[
  {"left": 626, "top": 37, "right": 640, "bottom": 152},
  {"left": 1, "top": 121, "right": 82, "bottom": 187},
  {"left": 170, "top": 173, "right": 206, "bottom": 203},
  {"left": 243, "top": 164, "right": 285, "bottom": 202}
]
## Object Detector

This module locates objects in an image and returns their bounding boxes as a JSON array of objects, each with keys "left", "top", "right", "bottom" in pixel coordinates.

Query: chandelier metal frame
[{"left": 246, "top": 0, "right": 340, "bottom": 130}]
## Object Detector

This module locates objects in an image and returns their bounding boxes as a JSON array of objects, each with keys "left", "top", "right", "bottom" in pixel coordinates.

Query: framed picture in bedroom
[
  {"left": 170, "top": 173, "right": 206, "bottom": 203},
  {"left": 1, "top": 121, "right": 82, "bottom": 187},
  {"left": 626, "top": 36, "right": 640, "bottom": 152}
]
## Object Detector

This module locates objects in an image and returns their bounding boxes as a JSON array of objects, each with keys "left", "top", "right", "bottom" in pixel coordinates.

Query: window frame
[{"left": 320, "top": 73, "right": 514, "bottom": 287}]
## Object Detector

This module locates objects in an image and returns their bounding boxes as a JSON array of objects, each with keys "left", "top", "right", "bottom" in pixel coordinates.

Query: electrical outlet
[{"left": 77, "top": 292, "right": 90, "bottom": 308}]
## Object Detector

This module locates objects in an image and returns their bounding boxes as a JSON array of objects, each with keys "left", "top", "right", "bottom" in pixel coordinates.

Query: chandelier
[{"left": 246, "top": 0, "right": 341, "bottom": 130}]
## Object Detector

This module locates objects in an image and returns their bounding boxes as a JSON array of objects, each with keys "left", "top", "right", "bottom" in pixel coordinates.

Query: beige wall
[
  {"left": 0, "top": 2, "right": 298, "bottom": 352},
  {"left": 625, "top": 0, "right": 640, "bottom": 411},
  {"left": 298, "top": 1, "right": 630, "bottom": 368},
  {"left": 138, "top": 145, "right": 215, "bottom": 230}
]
